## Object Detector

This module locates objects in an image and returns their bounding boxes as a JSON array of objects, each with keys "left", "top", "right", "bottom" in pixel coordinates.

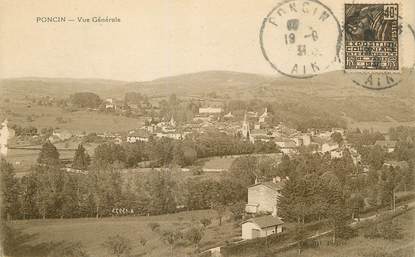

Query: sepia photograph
[{"left": 0, "top": 0, "right": 414, "bottom": 256}]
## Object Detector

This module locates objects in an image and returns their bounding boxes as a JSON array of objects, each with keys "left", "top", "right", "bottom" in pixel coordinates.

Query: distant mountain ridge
[{"left": 1, "top": 70, "right": 414, "bottom": 123}]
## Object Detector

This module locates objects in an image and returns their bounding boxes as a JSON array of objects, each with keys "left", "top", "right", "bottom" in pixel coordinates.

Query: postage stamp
[
  {"left": 344, "top": 4, "right": 399, "bottom": 71},
  {"left": 260, "top": 0, "right": 342, "bottom": 79}
]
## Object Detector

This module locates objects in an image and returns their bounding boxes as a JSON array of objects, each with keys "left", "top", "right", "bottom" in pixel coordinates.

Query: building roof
[
  {"left": 248, "top": 180, "right": 285, "bottom": 191},
  {"left": 243, "top": 215, "right": 284, "bottom": 228}
]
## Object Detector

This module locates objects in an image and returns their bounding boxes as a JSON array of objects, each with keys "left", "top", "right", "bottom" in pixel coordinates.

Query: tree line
[
  {"left": 0, "top": 135, "right": 278, "bottom": 220},
  {"left": 94, "top": 131, "right": 279, "bottom": 168}
]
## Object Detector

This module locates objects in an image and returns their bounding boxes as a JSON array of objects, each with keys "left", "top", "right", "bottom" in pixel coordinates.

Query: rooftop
[
  {"left": 248, "top": 180, "right": 285, "bottom": 191},
  {"left": 243, "top": 215, "right": 284, "bottom": 228}
]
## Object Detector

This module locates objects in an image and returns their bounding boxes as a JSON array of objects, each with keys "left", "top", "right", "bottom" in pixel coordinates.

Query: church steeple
[{"left": 242, "top": 112, "right": 250, "bottom": 139}]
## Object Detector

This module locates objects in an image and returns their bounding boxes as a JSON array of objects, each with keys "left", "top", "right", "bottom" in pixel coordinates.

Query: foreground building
[{"left": 241, "top": 214, "right": 284, "bottom": 240}]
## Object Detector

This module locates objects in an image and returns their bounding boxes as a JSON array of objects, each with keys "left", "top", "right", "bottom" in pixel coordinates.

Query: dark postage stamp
[{"left": 345, "top": 4, "right": 399, "bottom": 71}]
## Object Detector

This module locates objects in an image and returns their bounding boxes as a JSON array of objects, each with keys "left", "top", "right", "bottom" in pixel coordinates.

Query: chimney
[{"left": 272, "top": 206, "right": 277, "bottom": 217}]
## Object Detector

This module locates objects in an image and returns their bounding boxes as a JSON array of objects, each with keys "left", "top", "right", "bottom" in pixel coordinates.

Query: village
[{"left": 1, "top": 89, "right": 414, "bottom": 257}]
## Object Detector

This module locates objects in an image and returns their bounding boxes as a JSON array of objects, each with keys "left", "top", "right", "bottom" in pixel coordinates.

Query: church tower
[{"left": 242, "top": 112, "right": 250, "bottom": 139}]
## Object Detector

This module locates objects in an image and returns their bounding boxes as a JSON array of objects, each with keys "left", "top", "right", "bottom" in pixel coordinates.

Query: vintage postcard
[{"left": 0, "top": 0, "right": 414, "bottom": 257}]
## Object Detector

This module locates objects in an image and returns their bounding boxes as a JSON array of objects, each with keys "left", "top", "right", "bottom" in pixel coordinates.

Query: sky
[{"left": 0, "top": 0, "right": 414, "bottom": 81}]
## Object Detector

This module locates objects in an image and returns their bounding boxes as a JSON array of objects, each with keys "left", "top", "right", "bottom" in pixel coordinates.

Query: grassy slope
[
  {"left": 10, "top": 210, "right": 240, "bottom": 257},
  {"left": 264, "top": 209, "right": 415, "bottom": 257}
]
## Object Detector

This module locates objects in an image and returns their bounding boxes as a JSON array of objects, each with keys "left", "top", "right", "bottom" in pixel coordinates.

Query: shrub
[
  {"left": 337, "top": 225, "right": 358, "bottom": 240},
  {"left": 184, "top": 227, "right": 204, "bottom": 249},
  {"left": 47, "top": 241, "right": 89, "bottom": 257},
  {"left": 190, "top": 166, "right": 204, "bottom": 176},
  {"left": 102, "top": 234, "right": 132, "bottom": 257},
  {"left": 200, "top": 218, "right": 212, "bottom": 228},
  {"left": 229, "top": 201, "right": 245, "bottom": 221},
  {"left": 148, "top": 222, "right": 160, "bottom": 231},
  {"left": 138, "top": 236, "right": 147, "bottom": 247}
]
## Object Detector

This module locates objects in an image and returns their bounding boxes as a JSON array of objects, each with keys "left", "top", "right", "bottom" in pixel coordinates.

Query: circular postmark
[
  {"left": 345, "top": 23, "right": 415, "bottom": 90},
  {"left": 260, "top": 0, "right": 342, "bottom": 79}
]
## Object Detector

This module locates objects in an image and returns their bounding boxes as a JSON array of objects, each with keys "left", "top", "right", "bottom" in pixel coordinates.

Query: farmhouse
[
  {"left": 245, "top": 178, "right": 285, "bottom": 214},
  {"left": 242, "top": 215, "right": 284, "bottom": 240}
]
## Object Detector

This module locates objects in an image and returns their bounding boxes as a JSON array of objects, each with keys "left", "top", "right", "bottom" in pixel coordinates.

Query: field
[
  {"left": 7, "top": 141, "right": 98, "bottom": 174},
  {"left": 8, "top": 210, "right": 240, "bottom": 257},
  {"left": 0, "top": 99, "right": 143, "bottom": 134}
]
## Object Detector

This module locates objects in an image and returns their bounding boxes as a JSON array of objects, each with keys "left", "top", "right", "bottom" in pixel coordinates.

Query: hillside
[{"left": 1, "top": 70, "right": 414, "bottom": 126}]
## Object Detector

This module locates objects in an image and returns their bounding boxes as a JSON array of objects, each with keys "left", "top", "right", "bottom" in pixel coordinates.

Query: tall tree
[
  {"left": 72, "top": 144, "right": 90, "bottom": 170},
  {"left": 37, "top": 141, "right": 60, "bottom": 166},
  {"left": 143, "top": 169, "right": 177, "bottom": 215},
  {"left": 227, "top": 156, "right": 258, "bottom": 188},
  {"left": 161, "top": 229, "right": 182, "bottom": 257},
  {"left": 0, "top": 159, "right": 20, "bottom": 220},
  {"left": 94, "top": 143, "right": 126, "bottom": 166}
]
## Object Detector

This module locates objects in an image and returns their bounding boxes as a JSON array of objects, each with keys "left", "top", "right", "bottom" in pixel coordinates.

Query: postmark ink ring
[{"left": 260, "top": 0, "right": 342, "bottom": 79}]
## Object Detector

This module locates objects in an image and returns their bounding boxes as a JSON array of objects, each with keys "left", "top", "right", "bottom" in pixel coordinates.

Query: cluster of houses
[{"left": 42, "top": 106, "right": 400, "bottom": 169}]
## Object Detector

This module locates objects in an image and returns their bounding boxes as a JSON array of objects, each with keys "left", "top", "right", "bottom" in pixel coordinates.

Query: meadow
[
  {"left": 9, "top": 210, "right": 240, "bottom": 257},
  {"left": 0, "top": 99, "right": 143, "bottom": 134}
]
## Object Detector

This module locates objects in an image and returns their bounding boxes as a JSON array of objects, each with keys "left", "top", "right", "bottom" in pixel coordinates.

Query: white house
[
  {"left": 245, "top": 179, "right": 285, "bottom": 214},
  {"left": 127, "top": 130, "right": 150, "bottom": 143},
  {"left": 242, "top": 215, "right": 284, "bottom": 240}
]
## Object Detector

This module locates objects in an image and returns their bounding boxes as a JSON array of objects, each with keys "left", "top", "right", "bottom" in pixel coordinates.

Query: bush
[
  {"left": 148, "top": 222, "right": 160, "bottom": 231},
  {"left": 200, "top": 218, "right": 212, "bottom": 228},
  {"left": 184, "top": 227, "right": 204, "bottom": 249},
  {"left": 102, "top": 234, "right": 132, "bottom": 257},
  {"left": 48, "top": 241, "right": 89, "bottom": 257},
  {"left": 191, "top": 166, "right": 204, "bottom": 176},
  {"left": 229, "top": 201, "right": 246, "bottom": 221},
  {"left": 337, "top": 225, "right": 358, "bottom": 240}
]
